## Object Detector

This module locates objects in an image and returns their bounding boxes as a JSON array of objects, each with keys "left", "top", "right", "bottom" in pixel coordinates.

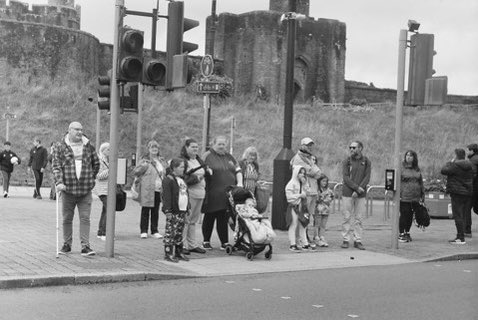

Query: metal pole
[
  {"left": 391, "top": 29, "right": 408, "bottom": 250},
  {"left": 229, "top": 116, "right": 235, "bottom": 155},
  {"left": 5, "top": 117, "right": 9, "bottom": 141},
  {"left": 105, "top": 0, "right": 124, "bottom": 258},
  {"left": 272, "top": 15, "right": 296, "bottom": 230},
  {"left": 136, "top": 83, "right": 143, "bottom": 162},
  {"left": 201, "top": 94, "right": 210, "bottom": 155},
  {"left": 96, "top": 105, "right": 101, "bottom": 151}
]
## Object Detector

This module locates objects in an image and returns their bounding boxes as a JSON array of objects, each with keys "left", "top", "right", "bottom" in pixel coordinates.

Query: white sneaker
[
  {"left": 152, "top": 233, "right": 163, "bottom": 239},
  {"left": 318, "top": 237, "right": 329, "bottom": 247},
  {"left": 100, "top": 236, "right": 106, "bottom": 241},
  {"left": 140, "top": 233, "right": 148, "bottom": 239}
]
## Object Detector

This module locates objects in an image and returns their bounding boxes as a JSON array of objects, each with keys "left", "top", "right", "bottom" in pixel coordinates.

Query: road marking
[
  {"left": 281, "top": 296, "right": 291, "bottom": 300},
  {"left": 225, "top": 281, "right": 235, "bottom": 283},
  {"left": 463, "top": 270, "right": 471, "bottom": 273},
  {"left": 312, "top": 305, "right": 324, "bottom": 308},
  {"left": 347, "top": 315, "right": 359, "bottom": 318},
  {"left": 434, "top": 264, "right": 442, "bottom": 267},
  {"left": 252, "top": 288, "right": 262, "bottom": 291}
]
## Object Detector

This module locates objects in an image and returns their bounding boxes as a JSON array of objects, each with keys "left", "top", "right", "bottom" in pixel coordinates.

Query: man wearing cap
[
  {"left": 466, "top": 143, "right": 478, "bottom": 237},
  {"left": 290, "top": 137, "right": 321, "bottom": 249},
  {"left": 0, "top": 141, "right": 21, "bottom": 198},
  {"left": 341, "top": 140, "right": 371, "bottom": 250},
  {"left": 52, "top": 121, "right": 100, "bottom": 256}
]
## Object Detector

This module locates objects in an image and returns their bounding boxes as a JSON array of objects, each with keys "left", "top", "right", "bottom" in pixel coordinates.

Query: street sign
[
  {"left": 200, "top": 55, "right": 214, "bottom": 78},
  {"left": 2, "top": 113, "right": 16, "bottom": 120},
  {"left": 196, "top": 81, "right": 221, "bottom": 94}
]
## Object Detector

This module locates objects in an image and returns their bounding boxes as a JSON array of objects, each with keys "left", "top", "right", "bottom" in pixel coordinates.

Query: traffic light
[
  {"left": 166, "top": 1, "right": 199, "bottom": 90},
  {"left": 142, "top": 57, "right": 166, "bottom": 86},
  {"left": 117, "top": 27, "right": 144, "bottom": 83},
  {"left": 406, "top": 33, "right": 436, "bottom": 106},
  {"left": 97, "top": 74, "right": 111, "bottom": 110}
]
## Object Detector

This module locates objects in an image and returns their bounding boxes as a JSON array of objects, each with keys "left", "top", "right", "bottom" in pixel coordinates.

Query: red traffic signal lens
[
  {"left": 146, "top": 61, "right": 166, "bottom": 83},
  {"left": 121, "top": 57, "right": 143, "bottom": 79},
  {"left": 122, "top": 30, "right": 144, "bottom": 53}
]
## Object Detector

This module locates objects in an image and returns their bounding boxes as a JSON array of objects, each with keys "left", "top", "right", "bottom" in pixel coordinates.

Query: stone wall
[{"left": 209, "top": 11, "right": 346, "bottom": 103}]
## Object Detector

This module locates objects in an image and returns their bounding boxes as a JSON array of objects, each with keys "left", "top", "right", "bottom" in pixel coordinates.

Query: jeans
[
  {"left": 1, "top": 170, "right": 10, "bottom": 193},
  {"left": 33, "top": 169, "right": 43, "bottom": 197},
  {"left": 183, "top": 197, "right": 204, "bottom": 249},
  {"left": 62, "top": 191, "right": 93, "bottom": 247},
  {"left": 288, "top": 206, "right": 308, "bottom": 246},
  {"left": 451, "top": 194, "right": 471, "bottom": 240},
  {"left": 98, "top": 195, "right": 107, "bottom": 236},
  {"left": 202, "top": 209, "right": 229, "bottom": 244},
  {"left": 342, "top": 196, "right": 365, "bottom": 242},
  {"left": 399, "top": 201, "right": 420, "bottom": 233},
  {"left": 140, "top": 191, "right": 161, "bottom": 234}
]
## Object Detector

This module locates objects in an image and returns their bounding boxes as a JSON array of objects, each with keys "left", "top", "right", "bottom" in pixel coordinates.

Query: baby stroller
[{"left": 224, "top": 186, "right": 273, "bottom": 261}]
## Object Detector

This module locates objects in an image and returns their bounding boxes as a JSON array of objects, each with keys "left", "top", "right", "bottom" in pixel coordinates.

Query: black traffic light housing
[
  {"left": 97, "top": 73, "right": 111, "bottom": 110},
  {"left": 120, "top": 84, "right": 139, "bottom": 113},
  {"left": 406, "top": 33, "right": 436, "bottom": 106},
  {"left": 117, "top": 28, "right": 144, "bottom": 83},
  {"left": 166, "top": 1, "right": 199, "bottom": 90},
  {"left": 142, "top": 57, "right": 166, "bottom": 86}
]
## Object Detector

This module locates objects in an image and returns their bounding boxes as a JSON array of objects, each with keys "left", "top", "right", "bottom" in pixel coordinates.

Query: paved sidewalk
[{"left": 1, "top": 187, "right": 477, "bottom": 289}]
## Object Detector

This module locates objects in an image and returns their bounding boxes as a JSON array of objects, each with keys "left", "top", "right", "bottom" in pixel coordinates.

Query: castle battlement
[{"left": 0, "top": 0, "right": 80, "bottom": 29}]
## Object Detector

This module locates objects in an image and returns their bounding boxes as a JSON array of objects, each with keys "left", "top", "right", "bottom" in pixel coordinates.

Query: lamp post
[
  {"left": 391, "top": 21, "right": 419, "bottom": 249},
  {"left": 271, "top": 12, "right": 305, "bottom": 230}
]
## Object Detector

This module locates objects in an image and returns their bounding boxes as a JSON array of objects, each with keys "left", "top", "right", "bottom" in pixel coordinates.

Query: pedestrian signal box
[{"left": 385, "top": 169, "right": 396, "bottom": 191}]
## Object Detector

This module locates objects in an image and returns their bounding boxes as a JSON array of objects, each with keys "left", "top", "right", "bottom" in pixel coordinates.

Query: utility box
[{"left": 424, "top": 76, "right": 448, "bottom": 106}]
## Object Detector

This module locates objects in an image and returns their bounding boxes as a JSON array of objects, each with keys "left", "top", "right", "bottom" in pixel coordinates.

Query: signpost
[
  {"left": 198, "top": 55, "right": 218, "bottom": 154},
  {"left": 196, "top": 81, "right": 220, "bottom": 94}
]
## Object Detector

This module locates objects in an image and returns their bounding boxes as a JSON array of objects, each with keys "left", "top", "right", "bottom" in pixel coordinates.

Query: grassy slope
[{"left": 1, "top": 72, "right": 477, "bottom": 186}]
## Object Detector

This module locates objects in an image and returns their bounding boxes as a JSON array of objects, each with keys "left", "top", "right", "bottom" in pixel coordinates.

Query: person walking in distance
[
  {"left": 0, "top": 141, "right": 21, "bottom": 198},
  {"left": 28, "top": 137, "right": 48, "bottom": 199},
  {"left": 465, "top": 143, "right": 478, "bottom": 238},
  {"left": 441, "top": 148, "right": 473, "bottom": 244},
  {"left": 52, "top": 122, "right": 100, "bottom": 256},
  {"left": 341, "top": 140, "right": 371, "bottom": 250}
]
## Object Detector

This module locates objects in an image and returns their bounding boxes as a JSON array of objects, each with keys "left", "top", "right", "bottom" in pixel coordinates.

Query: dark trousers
[
  {"left": 140, "top": 191, "right": 161, "bottom": 234},
  {"left": 33, "top": 169, "right": 43, "bottom": 196},
  {"left": 1, "top": 170, "right": 11, "bottom": 193},
  {"left": 399, "top": 201, "right": 420, "bottom": 233},
  {"left": 202, "top": 209, "right": 229, "bottom": 244},
  {"left": 451, "top": 194, "right": 471, "bottom": 240},
  {"left": 98, "top": 195, "right": 107, "bottom": 236}
]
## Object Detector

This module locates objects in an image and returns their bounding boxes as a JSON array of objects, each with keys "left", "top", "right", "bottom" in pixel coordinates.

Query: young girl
[
  {"left": 315, "top": 174, "right": 334, "bottom": 247},
  {"left": 285, "top": 166, "right": 310, "bottom": 252},
  {"left": 162, "top": 158, "right": 189, "bottom": 263}
]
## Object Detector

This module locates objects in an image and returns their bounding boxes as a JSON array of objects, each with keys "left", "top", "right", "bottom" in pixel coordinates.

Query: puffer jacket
[{"left": 441, "top": 159, "right": 473, "bottom": 196}]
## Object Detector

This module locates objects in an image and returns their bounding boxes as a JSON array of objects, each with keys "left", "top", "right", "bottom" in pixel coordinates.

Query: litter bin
[{"left": 426, "top": 192, "right": 452, "bottom": 219}]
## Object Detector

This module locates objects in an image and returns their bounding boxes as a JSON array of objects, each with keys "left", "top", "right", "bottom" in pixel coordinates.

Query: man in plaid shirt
[{"left": 53, "top": 122, "right": 100, "bottom": 256}]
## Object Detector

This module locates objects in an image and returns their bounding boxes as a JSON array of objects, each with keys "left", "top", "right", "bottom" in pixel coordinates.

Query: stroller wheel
[
  {"left": 225, "top": 245, "right": 234, "bottom": 255},
  {"left": 265, "top": 252, "right": 272, "bottom": 260},
  {"left": 246, "top": 252, "right": 254, "bottom": 261}
]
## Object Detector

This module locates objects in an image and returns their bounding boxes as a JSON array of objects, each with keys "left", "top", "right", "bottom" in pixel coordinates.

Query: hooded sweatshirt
[{"left": 285, "top": 166, "right": 309, "bottom": 206}]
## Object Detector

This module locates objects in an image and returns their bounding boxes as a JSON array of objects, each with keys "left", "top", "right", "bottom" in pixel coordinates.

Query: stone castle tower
[{"left": 206, "top": 0, "right": 346, "bottom": 103}]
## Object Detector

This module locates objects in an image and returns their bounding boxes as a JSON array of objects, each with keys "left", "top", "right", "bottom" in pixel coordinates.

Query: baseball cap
[{"left": 301, "top": 137, "right": 314, "bottom": 146}]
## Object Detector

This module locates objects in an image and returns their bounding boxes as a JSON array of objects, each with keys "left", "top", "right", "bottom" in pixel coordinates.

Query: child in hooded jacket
[{"left": 285, "top": 166, "right": 311, "bottom": 252}]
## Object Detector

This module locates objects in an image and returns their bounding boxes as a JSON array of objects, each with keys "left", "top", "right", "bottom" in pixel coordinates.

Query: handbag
[
  {"left": 413, "top": 201, "right": 430, "bottom": 229},
  {"left": 116, "top": 185, "right": 127, "bottom": 211},
  {"left": 131, "top": 177, "right": 141, "bottom": 202},
  {"left": 295, "top": 197, "right": 310, "bottom": 228}
]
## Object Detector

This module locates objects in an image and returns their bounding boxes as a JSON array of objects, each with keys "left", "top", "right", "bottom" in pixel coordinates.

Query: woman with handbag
[
  {"left": 399, "top": 150, "right": 425, "bottom": 243},
  {"left": 285, "top": 166, "right": 312, "bottom": 252},
  {"left": 133, "top": 140, "right": 167, "bottom": 239}
]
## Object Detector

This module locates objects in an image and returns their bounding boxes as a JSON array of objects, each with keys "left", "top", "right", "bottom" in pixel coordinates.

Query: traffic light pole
[
  {"left": 201, "top": 94, "right": 210, "bottom": 155},
  {"left": 391, "top": 29, "right": 407, "bottom": 250},
  {"left": 105, "top": 0, "right": 124, "bottom": 258},
  {"left": 96, "top": 104, "right": 101, "bottom": 151},
  {"left": 136, "top": 83, "right": 143, "bottom": 161}
]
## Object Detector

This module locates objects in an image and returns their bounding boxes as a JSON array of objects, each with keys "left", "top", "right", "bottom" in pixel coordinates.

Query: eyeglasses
[{"left": 349, "top": 146, "right": 357, "bottom": 150}]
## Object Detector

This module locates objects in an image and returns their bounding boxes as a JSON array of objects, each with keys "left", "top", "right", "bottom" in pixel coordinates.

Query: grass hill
[{"left": 1, "top": 70, "right": 477, "bottom": 187}]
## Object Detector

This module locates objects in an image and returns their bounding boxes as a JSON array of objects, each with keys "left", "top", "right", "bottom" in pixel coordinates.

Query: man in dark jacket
[
  {"left": 341, "top": 140, "right": 371, "bottom": 250},
  {"left": 28, "top": 137, "right": 48, "bottom": 199},
  {"left": 52, "top": 122, "right": 100, "bottom": 256},
  {"left": 441, "top": 148, "right": 473, "bottom": 244},
  {"left": 0, "top": 141, "right": 21, "bottom": 198},
  {"left": 466, "top": 143, "right": 478, "bottom": 237}
]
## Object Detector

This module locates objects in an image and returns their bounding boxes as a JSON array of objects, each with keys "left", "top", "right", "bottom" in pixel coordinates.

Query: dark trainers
[
  {"left": 81, "top": 246, "right": 96, "bottom": 256},
  {"left": 289, "top": 245, "right": 302, "bottom": 252},
  {"left": 398, "top": 233, "right": 408, "bottom": 243},
  {"left": 406, "top": 233, "right": 412, "bottom": 242},
  {"left": 202, "top": 242, "right": 213, "bottom": 250},
  {"left": 341, "top": 241, "right": 349, "bottom": 249},
  {"left": 220, "top": 243, "right": 229, "bottom": 250},
  {"left": 59, "top": 243, "right": 71, "bottom": 255},
  {"left": 302, "top": 245, "right": 317, "bottom": 251},
  {"left": 354, "top": 242, "right": 365, "bottom": 250},
  {"left": 449, "top": 238, "right": 466, "bottom": 245}
]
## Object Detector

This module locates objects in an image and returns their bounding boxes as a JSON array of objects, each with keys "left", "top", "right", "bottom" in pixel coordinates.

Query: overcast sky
[{"left": 27, "top": 0, "right": 478, "bottom": 95}]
